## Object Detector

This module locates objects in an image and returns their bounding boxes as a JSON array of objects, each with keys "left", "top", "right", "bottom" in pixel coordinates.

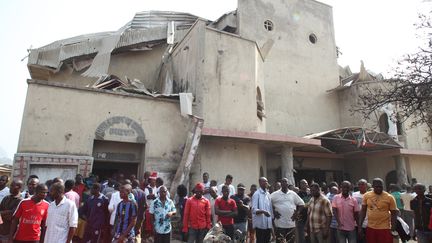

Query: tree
[{"left": 354, "top": 12, "right": 432, "bottom": 131}]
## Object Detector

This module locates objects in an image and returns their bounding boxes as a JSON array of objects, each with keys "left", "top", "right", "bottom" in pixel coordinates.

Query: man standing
[
  {"left": 209, "top": 186, "right": 219, "bottom": 226},
  {"left": 215, "top": 185, "right": 238, "bottom": 240},
  {"left": 21, "top": 176, "right": 39, "bottom": 199},
  {"left": 247, "top": 184, "right": 257, "bottom": 243},
  {"left": 401, "top": 185, "right": 416, "bottom": 238},
  {"left": 0, "top": 179, "right": 23, "bottom": 241},
  {"left": 202, "top": 172, "right": 211, "bottom": 200},
  {"left": 182, "top": 183, "right": 211, "bottom": 243},
  {"left": 143, "top": 172, "right": 158, "bottom": 241},
  {"left": 359, "top": 178, "right": 398, "bottom": 243},
  {"left": 271, "top": 178, "right": 305, "bottom": 243},
  {"left": 150, "top": 186, "right": 176, "bottom": 243},
  {"left": 113, "top": 184, "right": 138, "bottom": 243},
  {"left": 45, "top": 182, "right": 78, "bottom": 243},
  {"left": 307, "top": 183, "right": 332, "bottom": 243},
  {"left": 9, "top": 184, "right": 50, "bottom": 242},
  {"left": 411, "top": 183, "right": 432, "bottom": 243},
  {"left": 352, "top": 179, "right": 368, "bottom": 243},
  {"left": 252, "top": 177, "right": 273, "bottom": 243},
  {"left": 297, "top": 179, "right": 312, "bottom": 243},
  {"left": 218, "top": 175, "right": 236, "bottom": 197},
  {"left": 65, "top": 179, "right": 80, "bottom": 208},
  {"left": 231, "top": 183, "right": 250, "bottom": 241},
  {"left": 131, "top": 179, "right": 146, "bottom": 237},
  {"left": 80, "top": 182, "right": 110, "bottom": 243},
  {"left": 332, "top": 181, "right": 359, "bottom": 243},
  {"left": 0, "top": 175, "right": 10, "bottom": 203}
]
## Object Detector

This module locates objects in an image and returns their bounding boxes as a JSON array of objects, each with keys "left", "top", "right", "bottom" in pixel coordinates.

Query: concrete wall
[
  {"left": 237, "top": 0, "right": 341, "bottom": 136},
  {"left": 404, "top": 122, "right": 432, "bottom": 150},
  {"left": 407, "top": 156, "right": 432, "bottom": 187},
  {"left": 171, "top": 21, "right": 266, "bottom": 132},
  {"left": 18, "top": 82, "right": 188, "bottom": 170},
  {"left": 197, "top": 139, "right": 261, "bottom": 189},
  {"left": 366, "top": 157, "right": 395, "bottom": 183}
]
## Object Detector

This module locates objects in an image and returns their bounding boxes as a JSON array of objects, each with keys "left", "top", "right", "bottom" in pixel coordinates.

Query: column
[
  {"left": 394, "top": 155, "right": 408, "bottom": 186},
  {"left": 281, "top": 145, "right": 295, "bottom": 186}
]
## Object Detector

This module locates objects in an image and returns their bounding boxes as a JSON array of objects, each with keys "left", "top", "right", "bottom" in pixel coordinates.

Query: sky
[{"left": 0, "top": 0, "right": 430, "bottom": 162}]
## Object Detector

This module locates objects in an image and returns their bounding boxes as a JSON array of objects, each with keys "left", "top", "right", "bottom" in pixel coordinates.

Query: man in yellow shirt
[{"left": 358, "top": 178, "right": 398, "bottom": 243}]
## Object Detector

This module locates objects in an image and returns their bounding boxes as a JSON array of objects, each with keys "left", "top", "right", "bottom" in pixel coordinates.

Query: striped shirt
[
  {"left": 114, "top": 200, "right": 138, "bottom": 238},
  {"left": 307, "top": 194, "right": 332, "bottom": 233}
]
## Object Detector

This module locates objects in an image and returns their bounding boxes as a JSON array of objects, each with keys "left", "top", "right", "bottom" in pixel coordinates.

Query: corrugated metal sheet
[
  {"left": 28, "top": 11, "right": 201, "bottom": 75},
  {"left": 130, "top": 11, "right": 198, "bottom": 29}
]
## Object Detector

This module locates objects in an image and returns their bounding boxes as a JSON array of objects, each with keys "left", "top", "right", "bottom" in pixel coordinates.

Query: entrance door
[
  {"left": 92, "top": 140, "right": 144, "bottom": 180},
  {"left": 92, "top": 161, "right": 139, "bottom": 180}
]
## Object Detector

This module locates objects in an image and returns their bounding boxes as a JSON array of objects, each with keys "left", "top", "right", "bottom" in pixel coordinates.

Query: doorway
[{"left": 92, "top": 140, "right": 144, "bottom": 180}]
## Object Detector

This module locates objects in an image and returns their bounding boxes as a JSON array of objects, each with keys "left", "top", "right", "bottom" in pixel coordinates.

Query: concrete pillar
[
  {"left": 394, "top": 156, "right": 408, "bottom": 186},
  {"left": 281, "top": 145, "right": 295, "bottom": 186}
]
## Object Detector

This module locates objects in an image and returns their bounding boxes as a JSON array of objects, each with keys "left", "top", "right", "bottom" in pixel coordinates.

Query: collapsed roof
[{"left": 27, "top": 11, "right": 204, "bottom": 80}]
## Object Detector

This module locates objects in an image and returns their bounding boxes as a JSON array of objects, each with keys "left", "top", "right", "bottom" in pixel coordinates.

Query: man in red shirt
[
  {"left": 215, "top": 185, "right": 238, "bottom": 240},
  {"left": 182, "top": 183, "right": 211, "bottom": 243},
  {"left": 9, "top": 183, "right": 49, "bottom": 242}
]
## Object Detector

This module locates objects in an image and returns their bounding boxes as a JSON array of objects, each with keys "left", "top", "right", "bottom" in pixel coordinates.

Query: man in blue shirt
[
  {"left": 150, "top": 186, "right": 176, "bottom": 243},
  {"left": 252, "top": 177, "right": 273, "bottom": 243},
  {"left": 113, "top": 184, "right": 137, "bottom": 243},
  {"left": 80, "top": 182, "right": 110, "bottom": 243}
]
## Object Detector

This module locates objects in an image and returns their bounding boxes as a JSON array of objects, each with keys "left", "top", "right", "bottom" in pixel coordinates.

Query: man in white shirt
[
  {"left": 203, "top": 172, "right": 211, "bottom": 200},
  {"left": 352, "top": 178, "right": 368, "bottom": 243},
  {"left": 400, "top": 185, "right": 416, "bottom": 238},
  {"left": 0, "top": 176, "right": 10, "bottom": 203},
  {"left": 252, "top": 177, "right": 273, "bottom": 243},
  {"left": 217, "top": 174, "right": 236, "bottom": 197},
  {"left": 271, "top": 178, "right": 305, "bottom": 243},
  {"left": 45, "top": 182, "right": 78, "bottom": 243}
]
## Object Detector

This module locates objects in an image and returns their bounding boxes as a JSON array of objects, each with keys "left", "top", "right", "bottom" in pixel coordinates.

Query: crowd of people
[{"left": 0, "top": 172, "right": 432, "bottom": 243}]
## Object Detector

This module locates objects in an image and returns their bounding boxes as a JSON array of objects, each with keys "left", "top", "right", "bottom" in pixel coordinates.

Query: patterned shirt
[
  {"left": 13, "top": 198, "right": 49, "bottom": 241},
  {"left": 114, "top": 200, "right": 138, "bottom": 238},
  {"left": 307, "top": 194, "right": 332, "bottom": 233},
  {"left": 45, "top": 197, "right": 78, "bottom": 243},
  {"left": 149, "top": 197, "right": 176, "bottom": 234}
]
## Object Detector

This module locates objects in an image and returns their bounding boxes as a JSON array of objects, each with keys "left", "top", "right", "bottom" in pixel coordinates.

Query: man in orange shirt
[
  {"left": 182, "top": 183, "right": 211, "bottom": 243},
  {"left": 359, "top": 178, "right": 398, "bottom": 243}
]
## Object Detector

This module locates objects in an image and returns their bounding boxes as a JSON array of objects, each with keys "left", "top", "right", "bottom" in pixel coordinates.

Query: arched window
[{"left": 378, "top": 113, "right": 389, "bottom": 134}]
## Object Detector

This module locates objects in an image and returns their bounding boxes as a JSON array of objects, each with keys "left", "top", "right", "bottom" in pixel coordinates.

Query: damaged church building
[{"left": 14, "top": 0, "right": 432, "bottom": 192}]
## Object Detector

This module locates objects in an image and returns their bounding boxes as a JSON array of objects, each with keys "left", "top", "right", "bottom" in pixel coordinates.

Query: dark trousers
[
  {"left": 275, "top": 227, "right": 295, "bottom": 243},
  {"left": 155, "top": 233, "right": 171, "bottom": 243},
  {"left": 187, "top": 228, "right": 208, "bottom": 243},
  {"left": 223, "top": 224, "right": 235, "bottom": 240},
  {"left": 255, "top": 228, "right": 272, "bottom": 243}
]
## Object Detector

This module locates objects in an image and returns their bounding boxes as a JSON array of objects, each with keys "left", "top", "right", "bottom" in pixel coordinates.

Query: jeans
[
  {"left": 187, "top": 228, "right": 208, "bottom": 243},
  {"left": 234, "top": 222, "right": 247, "bottom": 241},
  {"left": 310, "top": 231, "right": 329, "bottom": 243},
  {"left": 337, "top": 229, "right": 356, "bottom": 243},
  {"left": 416, "top": 230, "right": 432, "bottom": 243}
]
